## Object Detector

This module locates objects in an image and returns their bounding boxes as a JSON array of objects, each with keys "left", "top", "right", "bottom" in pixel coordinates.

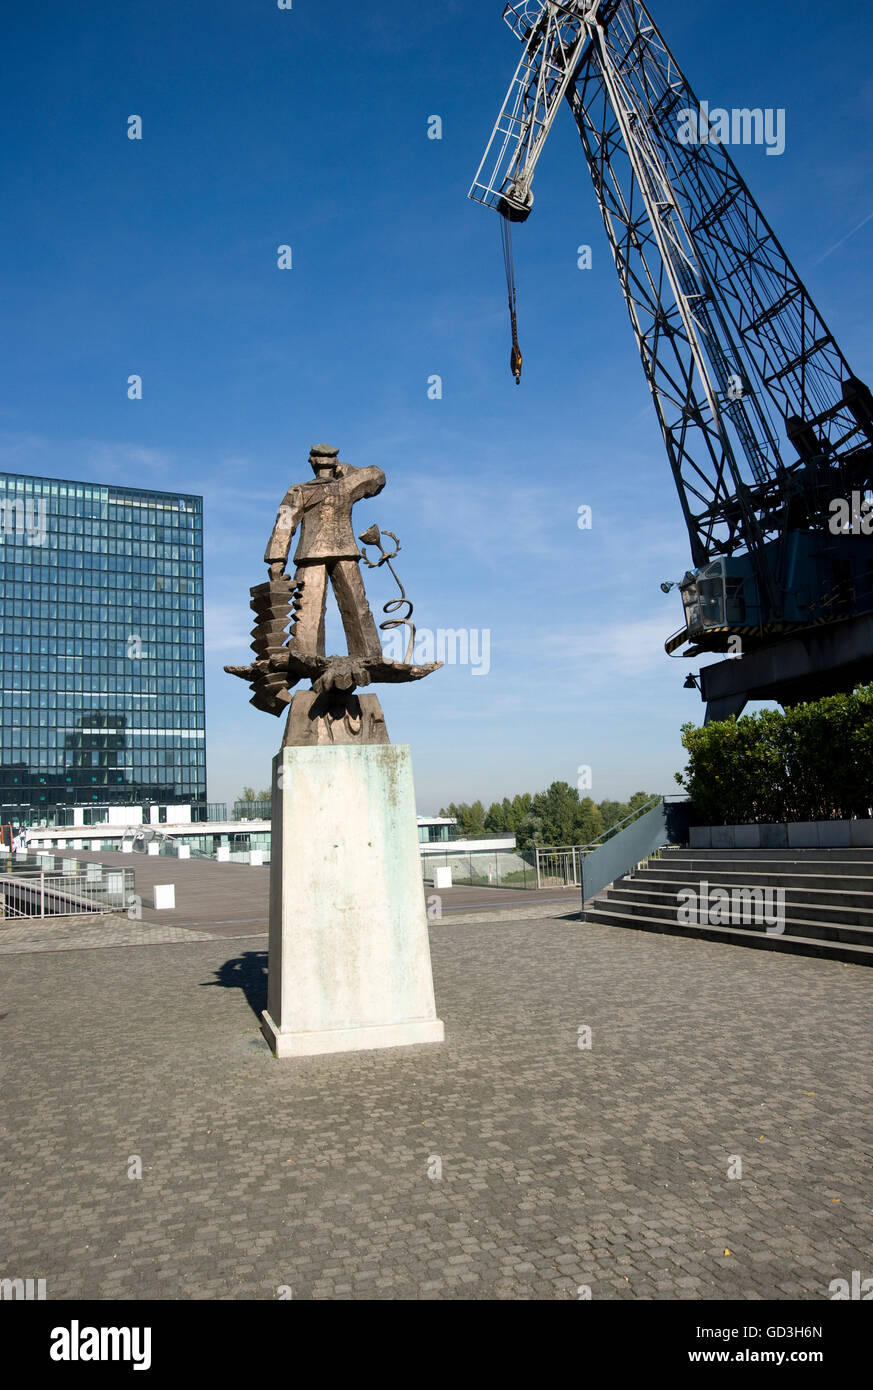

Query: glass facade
[
  {"left": 418, "top": 821, "right": 455, "bottom": 843},
  {"left": 0, "top": 471, "right": 206, "bottom": 825}
]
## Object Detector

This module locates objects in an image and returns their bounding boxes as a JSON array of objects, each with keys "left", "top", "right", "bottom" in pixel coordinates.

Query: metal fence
[
  {"left": 0, "top": 861, "right": 134, "bottom": 919},
  {"left": 115, "top": 828, "right": 270, "bottom": 864},
  {"left": 534, "top": 847, "right": 585, "bottom": 888},
  {"left": 421, "top": 847, "right": 539, "bottom": 889},
  {"left": 232, "top": 800, "right": 271, "bottom": 821}
]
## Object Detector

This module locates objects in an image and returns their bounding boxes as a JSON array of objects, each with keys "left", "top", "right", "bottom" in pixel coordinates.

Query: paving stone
[{"left": 0, "top": 916, "right": 870, "bottom": 1299}]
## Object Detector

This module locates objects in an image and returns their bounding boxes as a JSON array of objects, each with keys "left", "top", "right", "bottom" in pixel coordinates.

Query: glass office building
[{"left": 0, "top": 471, "right": 206, "bottom": 825}]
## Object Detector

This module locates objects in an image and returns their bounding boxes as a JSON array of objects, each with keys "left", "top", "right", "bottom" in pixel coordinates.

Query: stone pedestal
[{"left": 261, "top": 744, "right": 444, "bottom": 1058}]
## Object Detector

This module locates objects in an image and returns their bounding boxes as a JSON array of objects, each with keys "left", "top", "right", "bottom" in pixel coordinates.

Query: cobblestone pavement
[
  {"left": 0, "top": 916, "right": 215, "bottom": 954},
  {"left": 1, "top": 917, "right": 871, "bottom": 1300},
  {"left": 0, "top": 900, "right": 578, "bottom": 956}
]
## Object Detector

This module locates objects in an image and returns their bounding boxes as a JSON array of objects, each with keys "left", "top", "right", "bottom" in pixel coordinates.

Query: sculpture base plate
[
  {"left": 261, "top": 1010, "right": 444, "bottom": 1058},
  {"left": 282, "top": 688, "right": 389, "bottom": 746}
]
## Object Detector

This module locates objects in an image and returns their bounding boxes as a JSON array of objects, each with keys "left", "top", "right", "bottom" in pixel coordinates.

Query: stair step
[
  {"left": 647, "top": 853, "right": 873, "bottom": 869},
  {"left": 581, "top": 905, "right": 873, "bottom": 966},
  {"left": 634, "top": 868, "right": 873, "bottom": 892},
  {"left": 591, "top": 893, "right": 873, "bottom": 946},
  {"left": 606, "top": 879, "right": 873, "bottom": 922},
  {"left": 663, "top": 847, "right": 873, "bottom": 861},
  {"left": 581, "top": 846, "right": 873, "bottom": 965}
]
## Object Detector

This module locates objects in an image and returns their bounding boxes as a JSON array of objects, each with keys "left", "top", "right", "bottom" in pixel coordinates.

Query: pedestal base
[
  {"left": 264, "top": 743, "right": 444, "bottom": 1058},
  {"left": 261, "top": 1010, "right": 444, "bottom": 1058},
  {"left": 282, "top": 688, "right": 388, "bottom": 746}
]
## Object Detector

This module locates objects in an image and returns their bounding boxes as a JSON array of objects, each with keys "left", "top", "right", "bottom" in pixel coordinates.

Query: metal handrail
[
  {"left": 0, "top": 867, "right": 134, "bottom": 919},
  {"left": 576, "top": 795, "right": 663, "bottom": 855},
  {"left": 580, "top": 798, "right": 679, "bottom": 905},
  {"left": 533, "top": 797, "right": 664, "bottom": 890},
  {"left": 536, "top": 796, "right": 664, "bottom": 859}
]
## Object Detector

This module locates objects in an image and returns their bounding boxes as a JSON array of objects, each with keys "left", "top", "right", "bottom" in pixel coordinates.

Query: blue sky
[{"left": 2, "top": 0, "right": 872, "bottom": 813}]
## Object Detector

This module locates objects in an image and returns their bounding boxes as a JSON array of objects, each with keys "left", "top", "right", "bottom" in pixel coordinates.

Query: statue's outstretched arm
[{"left": 343, "top": 464, "right": 387, "bottom": 504}]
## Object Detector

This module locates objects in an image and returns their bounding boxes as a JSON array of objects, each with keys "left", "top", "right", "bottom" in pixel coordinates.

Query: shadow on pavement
[{"left": 202, "top": 951, "right": 268, "bottom": 1020}]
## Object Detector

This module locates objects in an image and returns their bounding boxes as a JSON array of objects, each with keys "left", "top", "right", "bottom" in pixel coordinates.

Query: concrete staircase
[{"left": 582, "top": 847, "right": 873, "bottom": 966}]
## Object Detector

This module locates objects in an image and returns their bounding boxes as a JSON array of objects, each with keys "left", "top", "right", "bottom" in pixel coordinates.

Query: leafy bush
[{"left": 676, "top": 685, "right": 873, "bottom": 825}]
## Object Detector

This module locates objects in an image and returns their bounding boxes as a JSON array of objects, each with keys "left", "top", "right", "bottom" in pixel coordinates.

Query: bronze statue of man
[
  {"left": 266, "top": 444, "right": 384, "bottom": 661},
  {"left": 225, "top": 442, "right": 440, "bottom": 745}
]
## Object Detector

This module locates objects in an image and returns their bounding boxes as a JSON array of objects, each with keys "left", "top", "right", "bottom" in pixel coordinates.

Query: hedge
[{"left": 675, "top": 684, "right": 873, "bottom": 826}]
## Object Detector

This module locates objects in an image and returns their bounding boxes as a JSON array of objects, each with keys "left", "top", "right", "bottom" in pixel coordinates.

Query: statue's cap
[{"left": 310, "top": 443, "right": 340, "bottom": 458}]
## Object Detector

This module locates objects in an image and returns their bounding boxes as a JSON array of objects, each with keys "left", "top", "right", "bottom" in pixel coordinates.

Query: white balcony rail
[{"left": 0, "top": 868, "right": 133, "bottom": 920}]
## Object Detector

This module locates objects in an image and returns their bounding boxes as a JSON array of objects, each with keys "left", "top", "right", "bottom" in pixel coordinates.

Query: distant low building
[
  {"left": 417, "top": 816, "right": 456, "bottom": 843},
  {"left": 417, "top": 815, "right": 516, "bottom": 853}
]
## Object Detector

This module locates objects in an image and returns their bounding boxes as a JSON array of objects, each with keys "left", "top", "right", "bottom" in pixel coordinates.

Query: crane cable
[{"left": 500, "top": 214, "right": 523, "bottom": 385}]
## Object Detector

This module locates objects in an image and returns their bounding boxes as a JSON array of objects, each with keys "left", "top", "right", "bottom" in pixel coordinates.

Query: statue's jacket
[{"left": 265, "top": 465, "right": 386, "bottom": 567}]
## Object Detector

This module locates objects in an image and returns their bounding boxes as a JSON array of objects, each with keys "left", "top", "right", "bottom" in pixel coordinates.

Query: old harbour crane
[{"left": 470, "top": 0, "right": 873, "bottom": 722}]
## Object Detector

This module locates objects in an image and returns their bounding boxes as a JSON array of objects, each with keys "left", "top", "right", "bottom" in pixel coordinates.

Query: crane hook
[
  {"left": 501, "top": 215, "right": 523, "bottom": 385},
  {"left": 510, "top": 314, "right": 522, "bottom": 385}
]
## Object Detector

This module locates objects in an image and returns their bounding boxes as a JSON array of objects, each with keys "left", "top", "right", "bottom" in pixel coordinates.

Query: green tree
[
  {"left": 529, "top": 782, "right": 591, "bottom": 845},
  {"left": 516, "top": 811, "right": 546, "bottom": 850},
  {"left": 438, "top": 800, "right": 486, "bottom": 838},
  {"left": 437, "top": 786, "right": 659, "bottom": 847},
  {"left": 576, "top": 797, "right": 605, "bottom": 846},
  {"left": 484, "top": 800, "right": 509, "bottom": 833},
  {"left": 238, "top": 786, "right": 270, "bottom": 804},
  {"left": 465, "top": 800, "right": 487, "bottom": 837},
  {"left": 597, "top": 799, "right": 626, "bottom": 833}
]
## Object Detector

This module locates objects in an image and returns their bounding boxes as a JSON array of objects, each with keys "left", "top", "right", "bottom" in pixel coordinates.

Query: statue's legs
[
  {"left": 289, "top": 564, "right": 328, "bottom": 657},
  {"left": 281, "top": 558, "right": 386, "bottom": 747},
  {"left": 329, "top": 559, "right": 383, "bottom": 660}
]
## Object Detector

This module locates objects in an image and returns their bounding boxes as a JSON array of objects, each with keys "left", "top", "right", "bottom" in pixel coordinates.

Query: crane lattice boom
[{"left": 471, "top": 0, "right": 873, "bottom": 719}]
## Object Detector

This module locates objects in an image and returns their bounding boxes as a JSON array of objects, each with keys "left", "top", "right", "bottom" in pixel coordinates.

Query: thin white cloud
[
  {"left": 0, "top": 431, "right": 174, "bottom": 481},
  {"left": 810, "top": 209, "right": 873, "bottom": 268},
  {"left": 509, "top": 611, "right": 679, "bottom": 681},
  {"left": 85, "top": 443, "right": 173, "bottom": 476}
]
